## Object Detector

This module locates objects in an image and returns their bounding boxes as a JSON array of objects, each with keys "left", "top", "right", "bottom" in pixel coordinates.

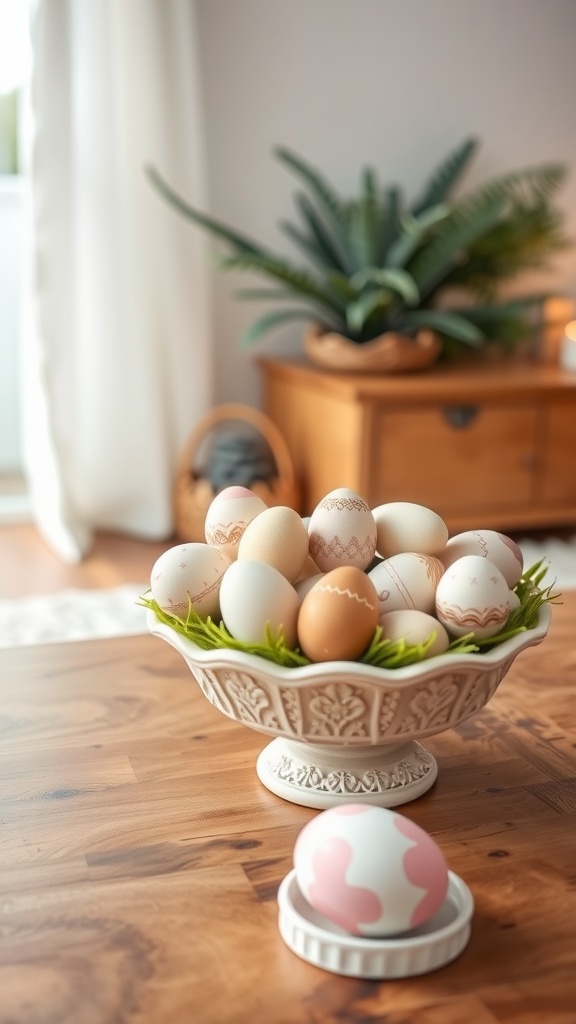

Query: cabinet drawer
[
  {"left": 541, "top": 401, "right": 576, "bottom": 505},
  {"left": 374, "top": 404, "right": 538, "bottom": 515}
]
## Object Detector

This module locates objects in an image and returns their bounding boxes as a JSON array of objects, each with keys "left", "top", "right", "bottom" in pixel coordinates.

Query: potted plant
[{"left": 146, "top": 137, "right": 570, "bottom": 372}]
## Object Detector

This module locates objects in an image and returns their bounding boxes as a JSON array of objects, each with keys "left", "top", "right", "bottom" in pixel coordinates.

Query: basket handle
[{"left": 176, "top": 402, "right": 297, "bottom": 490}]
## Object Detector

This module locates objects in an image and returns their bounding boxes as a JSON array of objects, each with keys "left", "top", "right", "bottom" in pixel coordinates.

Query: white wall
[{"left": 194, "top": 0, "right": 576, "bottom": 406}]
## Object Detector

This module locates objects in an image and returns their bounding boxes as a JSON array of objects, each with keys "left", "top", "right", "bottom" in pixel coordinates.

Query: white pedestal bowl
[{"left": 147, "top": 606, "right": 550, "bottom": 810}]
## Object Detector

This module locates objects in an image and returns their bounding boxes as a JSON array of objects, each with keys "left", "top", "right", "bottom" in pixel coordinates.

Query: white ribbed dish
[
  {"left": 148, "top": 605, "right": 550, "bottom": 809},
  {"left": 277, "top": 869, "right": 474, "bottom": 979}
]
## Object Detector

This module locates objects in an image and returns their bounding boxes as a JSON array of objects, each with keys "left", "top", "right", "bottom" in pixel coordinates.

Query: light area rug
[
  {"left": 0, "top": 584, "right": 148, "bottom": 649},
  {"left": 0, "top": 535, "right": 575, "bottom": 649}
]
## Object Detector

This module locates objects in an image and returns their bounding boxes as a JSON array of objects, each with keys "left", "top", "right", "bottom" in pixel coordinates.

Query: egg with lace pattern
[
  {"left": 204, "top": 485, "right": 267, "bottom": 562},
  {"left": 308, "top": 488, "right": 377, "bottom": 572}
]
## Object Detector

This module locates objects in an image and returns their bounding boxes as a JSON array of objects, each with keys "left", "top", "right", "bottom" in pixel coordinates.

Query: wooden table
[{"left": 2, "top": 594, "right": 576, "bottom": 1024}]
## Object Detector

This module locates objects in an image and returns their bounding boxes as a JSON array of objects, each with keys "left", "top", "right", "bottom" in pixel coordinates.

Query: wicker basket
[{"left": 174, "top": 403, "right": 300, "bottom": 541}]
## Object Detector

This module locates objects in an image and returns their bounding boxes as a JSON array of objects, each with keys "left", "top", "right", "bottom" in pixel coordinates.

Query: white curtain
[{"left": 24, "top": 0, "right": 212, "bottom": 562}]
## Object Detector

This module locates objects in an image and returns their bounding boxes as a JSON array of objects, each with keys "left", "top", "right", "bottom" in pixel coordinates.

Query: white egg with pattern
[
  {"left": 435, "top": 555, "right": 511, "bottom": 639},
  {"left": 308, "top": 488, "right": 377, "bottom": 572},
  {"left": 440, "top": 530, "right": 523, "bottom": 588},
  {"left": 368, "top": 552, "right": 445, "bottom": 620},
  {"left": 204, "top": 485, "right": 267, "bottom": 561},
  {"left": 150, "top": 543, "right": 230, "bottom": 619}
]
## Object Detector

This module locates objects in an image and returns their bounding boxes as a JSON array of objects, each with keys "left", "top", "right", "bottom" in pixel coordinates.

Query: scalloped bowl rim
[{"left": 146, "top": 604, "right": 551, "bottom": 687}]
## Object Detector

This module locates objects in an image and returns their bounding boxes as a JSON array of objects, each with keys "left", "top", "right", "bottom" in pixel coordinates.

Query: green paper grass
[{"left": 141, "top": 558, "right": 558, "bottom": 671}]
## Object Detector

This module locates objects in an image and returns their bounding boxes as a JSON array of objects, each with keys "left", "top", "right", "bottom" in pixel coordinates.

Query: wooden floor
[{"left": 0, "top": 523, "right": 173, "bottom": 600}]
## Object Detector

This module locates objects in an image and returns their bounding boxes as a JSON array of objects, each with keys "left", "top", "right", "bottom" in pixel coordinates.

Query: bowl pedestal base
[{"left": 256, "top": 737, "right": 438, "bottom": 809}]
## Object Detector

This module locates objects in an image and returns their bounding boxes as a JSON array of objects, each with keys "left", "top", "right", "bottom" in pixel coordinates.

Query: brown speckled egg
[{"left": 297, "top": 566, "right": 379, "bottom": 663}]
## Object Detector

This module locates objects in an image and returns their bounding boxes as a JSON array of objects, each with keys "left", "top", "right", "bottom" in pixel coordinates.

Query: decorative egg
[
  {"left": 368, "top": 552, "right": 445, "bottom": 620},
  {"left": 204, "top": 486, "right": 267, "bottom": 561},
  {"left": 440, "top": 530, "right": 523, "bottom": 588},
  {"left": 435, "top": 554, "right": 511, "bottom": 639},
  {"left": 297, "top": 566, "right": 379, "bottom": 662},
  {"left": 294, "top": 804, "right": 449, "bottom": 938},
  {"left": 372, "top": 502, "right": 449, "bottom": 558},
  {"left": 238, "top": 505, "right": 309, "bottom": 583},
  {"left": 150, "top": 543, "right": 230, "bottom": 619},
  {"left": 379, "top": 609, "right": 450, "bottom": 659},
  {"left": 219, "top": 558, "right": 301, "bottom": 647},
  {"left": 308, "top": 488, "right": 377, "bottom": 572}
]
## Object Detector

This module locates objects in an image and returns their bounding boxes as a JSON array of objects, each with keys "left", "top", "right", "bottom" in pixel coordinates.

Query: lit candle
[{"left": 560, "top": 321, "right": 576, "bottom": 372}]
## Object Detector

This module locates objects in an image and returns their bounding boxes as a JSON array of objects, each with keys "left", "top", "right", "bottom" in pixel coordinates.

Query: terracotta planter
[{"left": 304, "top": 323, "right": 442, "bottom": 373}]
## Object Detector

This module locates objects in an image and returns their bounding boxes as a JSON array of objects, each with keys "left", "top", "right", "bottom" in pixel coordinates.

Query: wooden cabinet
[{"left": 259, "top": 356, "right": 576, "bottom": 533}]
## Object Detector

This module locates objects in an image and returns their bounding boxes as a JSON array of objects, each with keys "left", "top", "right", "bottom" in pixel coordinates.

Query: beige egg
[
  {"left": 440, "top": 530, "right": 523, "bottom": 588},
  {"left": 238, "top": 505, "right": 309, "bottom": 583},
  {"left": 297, "top": 566, "right": 379, "bottom": 662},
  {"left": 371, "top": 502, "right": 449, "bottom": 558},
  {"left": 379, "top": 609, "right": 450, "bottom": 659},
  {"left": 368, "top": 552, "right": 445, "bottom": 621},
  {"left": 435, "top": 555, "right": 510, "bottom": 639},
  {"left": 219, "top": 559, "right": 301, "bottom": 647},
  {"left": 204, "top": 486, "right": 268, "bottom": 561},
  {"left": 150, "top": 543, "right": 230, "bottom": 619},
  {"left": 296, "top": 554, "right": 322, "bottom": 583},
  {"left": 308, "top": 487, "right": 377, "bottom": 572},
  {"left": 294, "top": 571, "right": 325, "bottom": 600}
]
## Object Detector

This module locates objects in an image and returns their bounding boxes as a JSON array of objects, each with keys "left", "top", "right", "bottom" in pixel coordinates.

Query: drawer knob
[{"left": 442, "top": 405, "right": 479, "bottom": 429}]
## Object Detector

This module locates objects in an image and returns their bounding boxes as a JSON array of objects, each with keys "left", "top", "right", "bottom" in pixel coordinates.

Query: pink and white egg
[
  {"left": 293, "top": 804, "right": 449, "bottom": 938},
  {"left": 204, "top": 485, "right": 267, "bottom": 561}
]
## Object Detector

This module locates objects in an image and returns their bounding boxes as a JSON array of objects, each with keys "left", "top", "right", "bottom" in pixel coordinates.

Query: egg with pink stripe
[
  {"left": 204, "top": 486, "right": 267, "bottom": 561},
  {"left": 293, "top": 804, "right": 449, "bottom": 938}
]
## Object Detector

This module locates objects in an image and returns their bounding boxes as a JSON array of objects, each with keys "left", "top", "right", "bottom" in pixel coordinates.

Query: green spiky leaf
[
  {"left": 238, "top": 308, "right": 323, "bottom": 347},
  {"left": 398, "top": 308, "right": 485, "bottom": 345},
  {"left": 219, "top": 252, "right": 346, "bottom": 317},
  {"left": 145, "top": 165, "right": 268, "bottom": 257},
  {"left": 273, "top": 146, "right": 354, "bottom": 273},
  {"left": 349, "top": 267, "right": 419, "bottom": 305},
  {"left": 411, "top": 136, "right": 479, "bottom": 214},
  {"left": 409, "top": 195, "right": 507, "bottom": 299}
]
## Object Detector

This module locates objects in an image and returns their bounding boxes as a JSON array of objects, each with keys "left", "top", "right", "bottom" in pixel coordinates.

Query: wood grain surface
[{"left": 1, "top": 593, "right": 575, "bottom": 1024}]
